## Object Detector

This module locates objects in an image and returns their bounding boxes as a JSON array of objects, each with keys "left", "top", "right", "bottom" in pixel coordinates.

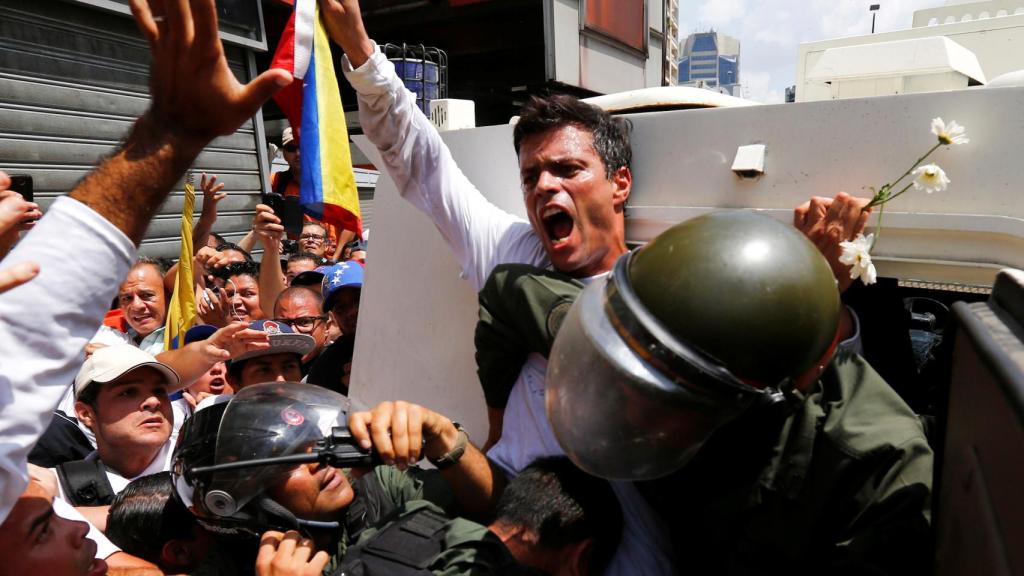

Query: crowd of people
[{"left": 0, "top": 0, "right": 937, "bottom": 575}]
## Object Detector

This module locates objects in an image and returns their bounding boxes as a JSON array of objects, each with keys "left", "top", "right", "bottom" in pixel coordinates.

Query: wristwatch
[{"left": 429, "top": 422, "right": 468, "bottom": 470}]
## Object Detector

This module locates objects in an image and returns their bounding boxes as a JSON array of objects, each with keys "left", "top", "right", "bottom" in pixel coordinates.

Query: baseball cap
[
  {"left": 321, "top": 262, "right": 364, "bottom": 312},
  {"left": 184, "top": 324, "right": 218, "bottom": 345},
  {"left": 281, "top": 126, "right": 296, "bottom": 147},
  {"left": 75, "top": 345, "right": 180, "bottom": 398},
  {"left": 232, "top": 319, "right": 316, "bottom": 363}
]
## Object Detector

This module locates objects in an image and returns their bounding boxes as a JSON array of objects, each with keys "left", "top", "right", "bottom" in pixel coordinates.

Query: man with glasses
[
  {"left": 298, "top": 222, "right": 330, "bottom": 259},
  {"left": 305, "top": 262, "right": 363, "bottom": 394},
  {"left": 272, "top": 286, "right": 331, "bottom": 375}
]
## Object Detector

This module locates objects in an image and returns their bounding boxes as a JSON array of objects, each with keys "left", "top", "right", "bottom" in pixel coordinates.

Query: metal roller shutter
[{"left": 0, "top": 0, "right": 268, "bottom": 259}]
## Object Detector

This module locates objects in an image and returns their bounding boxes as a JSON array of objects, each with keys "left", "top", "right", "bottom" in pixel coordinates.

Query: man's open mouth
[{"left": 542, "top": 206, "right": 575, "bottom": 246}]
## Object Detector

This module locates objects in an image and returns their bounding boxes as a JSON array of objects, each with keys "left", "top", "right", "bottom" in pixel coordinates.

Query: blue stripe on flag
[{"left": 300, "top": 45, "right": 325, "bottom": 220}]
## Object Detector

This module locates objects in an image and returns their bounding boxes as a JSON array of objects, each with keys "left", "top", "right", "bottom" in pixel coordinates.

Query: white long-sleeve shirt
[
  {"left": 343, "top": 47, "right": 676, "bottom": 575},
  {"left": 0, "top": 197, "right": 135, "bottom": 524}
]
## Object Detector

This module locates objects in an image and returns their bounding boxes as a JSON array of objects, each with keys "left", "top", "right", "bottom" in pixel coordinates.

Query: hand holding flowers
[{"left": 839, "top": 118, "right": 968, "bottom": 285}]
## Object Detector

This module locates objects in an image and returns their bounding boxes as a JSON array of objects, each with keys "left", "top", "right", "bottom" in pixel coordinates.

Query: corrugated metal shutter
[
  {"left": 358, "top": 187, "right": 374, "bottom": 232},
  {"left": 354, "top": 167, "right": 378, "bottom": 235},
  {"left": 0, "top": 0, "right": 265, "bottom": 259}
]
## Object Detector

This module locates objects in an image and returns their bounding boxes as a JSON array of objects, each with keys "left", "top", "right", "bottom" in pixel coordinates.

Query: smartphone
[
  {"left": 262, "top": 192, "right": 304, "bottom": 237},
  {"left": 8, "top": 175, "right": 33, "bottom": 203}
]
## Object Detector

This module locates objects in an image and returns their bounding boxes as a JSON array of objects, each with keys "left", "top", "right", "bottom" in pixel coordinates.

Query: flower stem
[
  {"left": 879, "top": 181, "right": 916, "bottom": 205},
  {"left": 872, "top": 201, "right": 885, "bottom": 251},
  {"left": 890, "top": 142, "right": 942, "bottom": 190}
]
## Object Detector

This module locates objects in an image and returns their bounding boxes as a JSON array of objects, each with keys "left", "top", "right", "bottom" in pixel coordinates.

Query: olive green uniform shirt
[
  {"left": 323, "top": 465, "right": 456, "bottom": 574},
  {"left": 336, "top": 500, "right": 533, "bottom": 576},
  {"left": 475, "top": 263, "right": 934, "bottom": 574}
]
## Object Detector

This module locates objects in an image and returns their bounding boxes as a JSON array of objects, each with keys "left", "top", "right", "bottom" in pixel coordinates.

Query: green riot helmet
[
  {"left": 546, "top": 211, "right": 841, "bottom": 481},
  {"left": 172, "top": 382, "right": 378, "bottom": 537}
]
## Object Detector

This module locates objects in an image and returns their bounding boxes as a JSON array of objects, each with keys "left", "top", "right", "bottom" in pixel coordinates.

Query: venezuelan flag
[
  {"left": 271, "top": 0, "right": 361, "bottom": 236},
  {"left": 164, "top": 175, "right": 197, "bottom": 350}
]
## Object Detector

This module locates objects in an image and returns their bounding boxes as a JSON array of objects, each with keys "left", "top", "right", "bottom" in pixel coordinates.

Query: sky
[{"left": 677, "top": 0, "right": 949, "bottom": 102}]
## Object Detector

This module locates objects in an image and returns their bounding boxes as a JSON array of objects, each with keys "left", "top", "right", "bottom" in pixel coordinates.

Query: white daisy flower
[
  {"left": 911, "top": 163, "right": 950, "bottom": 194},
  {"left": 931, "top": 117, "right": 969, "bottom": 146},
  {"left": 838, "top": 233, "right": 877, "bottom": 286}
]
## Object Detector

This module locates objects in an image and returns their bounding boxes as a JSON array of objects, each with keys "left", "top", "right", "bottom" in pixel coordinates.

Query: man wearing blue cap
[
  {"left": 321, "top": 262, "right": 363, "bottom": 338},
  {"left": 304, "top": 263, "right": 364, "bottom": 394}
]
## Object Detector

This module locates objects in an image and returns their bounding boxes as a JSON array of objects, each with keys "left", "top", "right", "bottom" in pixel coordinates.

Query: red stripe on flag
[
  {"left": 271, "top": 10, "right": 303, "bottom": 130},
  {"left": 322, "top": 204, "right": 363, "bottom": 238}
]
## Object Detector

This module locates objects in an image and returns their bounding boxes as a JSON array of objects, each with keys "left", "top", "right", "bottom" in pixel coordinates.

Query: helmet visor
[
  {"left": 546, "top": 277, "right": 759, "bottom": 480},
  {"left": 206, "top": 383, "right": 351, "bottom": 516}
]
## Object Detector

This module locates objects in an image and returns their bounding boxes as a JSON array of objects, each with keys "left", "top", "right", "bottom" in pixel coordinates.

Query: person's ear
[
  {"left": 610, "top": 166, "right": 631, "bottom": 210},
  {"left": 161, "top": 539, "right": 193, "bottom": 570},
  {"left": 552, "top": 537, "right": 598, "bottom": 573},
  {"left": 75, "top": 400, "right": 96, "bottom": 430},
  {"left": 565, "top": 538, "right": 595, "bottom": 576}
]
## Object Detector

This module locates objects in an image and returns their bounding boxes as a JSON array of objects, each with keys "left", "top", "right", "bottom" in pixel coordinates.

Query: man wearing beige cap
[{"left": 48, "top": 345, "right": 180, "bottom": 509}]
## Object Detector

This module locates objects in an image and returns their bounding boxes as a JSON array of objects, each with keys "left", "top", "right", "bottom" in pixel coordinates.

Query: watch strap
[{"left": 429, "top": 422, "right": 468, "bottom": 470}]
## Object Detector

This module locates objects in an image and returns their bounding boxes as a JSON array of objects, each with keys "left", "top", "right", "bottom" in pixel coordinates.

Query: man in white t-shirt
[{"left": 51, "top": 346, "right": 179, "bottom": 508}]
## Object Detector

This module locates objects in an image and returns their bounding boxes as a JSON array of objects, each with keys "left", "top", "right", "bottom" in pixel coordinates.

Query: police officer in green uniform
[
  {"left": 173, "top": 384, "right": 621, "bottom": 575},
  {"left": 476, "top": 211, "right": 933, "bottom": 574}
]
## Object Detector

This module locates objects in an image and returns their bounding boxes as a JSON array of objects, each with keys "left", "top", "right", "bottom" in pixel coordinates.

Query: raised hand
[
  {"left": 794, "top": 192, "right": 872, "bottom": 293},
  {"left": 253, "top": 203, "right": 285, "bottom": 247},
  {"left": 348, "top": 400, "right": 461, "bottom": 470},
  {"left": 318, "top": 0, "right": 376, "bottom": 68},
  {"left": 0, "top": 189, "right": 42, "bottom": 236},
  {"left": 204, "top": 321, "right": 271, "bottom": 360},
  {"left": 196, "top": 285, "right": 230, "bottom": 327},
  {"left": 129, "top": 0, "right": 292, "bottom": 146},
  {"left": 199, "top": 173, "right": 228, "bottom": 220}
]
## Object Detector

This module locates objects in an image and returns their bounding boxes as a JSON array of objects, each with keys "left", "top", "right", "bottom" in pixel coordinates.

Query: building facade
[
  {"left": 677, "top": 31, "right": 741, "bottom": 96},
  {"left": 796, "top": 0, "right": 1024, "bottom": 102}
]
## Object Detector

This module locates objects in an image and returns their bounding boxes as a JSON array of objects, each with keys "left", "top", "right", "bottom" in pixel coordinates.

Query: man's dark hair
[
  {"left": 214, "top": 242, "right": 255, "bottom": 264},
  {"left": 209, "top": 232, "right": 227, "bottom": 246},
  {"left": 75, "top": 382, "right": 100, "bottom": 410},
  {"left": 106, "top": 472, "right": 200, "bottom": 564},
  {"left": 513, "top": 94, "right": 632, "bottom": 179},
  {"left": 214, "top": 260, "right": 260, "bottom": 283},
  {"left": 288, "top": 252, "right": 324, "bottom": 266},
  {"left": 494, "top": 457, "right": 622, "bottom": 574}
]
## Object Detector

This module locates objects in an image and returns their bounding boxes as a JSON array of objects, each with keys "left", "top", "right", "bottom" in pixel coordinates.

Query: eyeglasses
[
  {"left": 299, "top": 233, "right": 325, "bottom": 242},
  {"left": 282, "top": 144, "right": 298, "bottom": 153},
  {"left": 273, "top": 316, "right": 327, "bottom": 333}
]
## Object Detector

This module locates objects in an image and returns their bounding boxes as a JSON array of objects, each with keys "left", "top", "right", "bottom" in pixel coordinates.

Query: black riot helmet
[
  {"left": 172, "top": 383, "right": 378, "bottom": 537},
  {"left": 545, "top": 211, "right": 842, "bottom": 481}
]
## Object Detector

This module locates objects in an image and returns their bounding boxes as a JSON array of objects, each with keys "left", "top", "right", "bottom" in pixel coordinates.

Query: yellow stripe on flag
[
  {"left": 313, "top": 6, "right": 360, "bottom": 218},
  {"left": 164, "top": 176, "right": 197, "bottom": 350}
]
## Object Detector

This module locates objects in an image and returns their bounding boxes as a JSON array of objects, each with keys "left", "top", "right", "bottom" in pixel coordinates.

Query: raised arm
[
  {"left": 253, "top": 204, "right": 288, "bottom": 315},
  {"left": 193, "top": 172, "right": 228, "bottom": 254},
  {"left": 349, "top": 401, "right": 507, "bottom": 521},
  {"left": 0, "top": 0, "right": 289, "bottom": 524},
  {"left": 318, "top": 0, "right": 544, "bottom": 290}
]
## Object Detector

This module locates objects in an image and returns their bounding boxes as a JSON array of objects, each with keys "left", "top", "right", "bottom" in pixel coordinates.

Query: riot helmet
[
  {"left": 546, "top": 211, "right": 841, "bottom": 480},
  {"left": 172, "top": 382, "right": 377, "bottom": 537}
]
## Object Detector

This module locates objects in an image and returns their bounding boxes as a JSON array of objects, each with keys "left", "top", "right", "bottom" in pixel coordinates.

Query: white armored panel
[
  {"left": 351, "top": 85, "right": 1024, "bottom": 433},
  {"left": 350, "top": 125, "right": 522, "bottom": 439}
]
